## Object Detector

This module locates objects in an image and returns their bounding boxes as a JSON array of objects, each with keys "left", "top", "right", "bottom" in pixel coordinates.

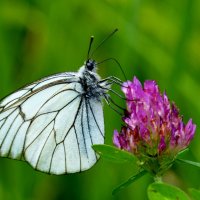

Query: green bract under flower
[{"left": 113, "top": 77, "right": 196, "bottom": 175}]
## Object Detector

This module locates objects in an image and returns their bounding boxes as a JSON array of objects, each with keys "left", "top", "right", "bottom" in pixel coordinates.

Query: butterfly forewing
[{"left": 0, "top": 72, "right": 105, "bottom": 174}]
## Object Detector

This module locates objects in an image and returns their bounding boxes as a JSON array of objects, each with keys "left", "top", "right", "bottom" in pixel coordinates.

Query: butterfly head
[{"left": 85, "top": 59, "right": 97, "bottom": 71}]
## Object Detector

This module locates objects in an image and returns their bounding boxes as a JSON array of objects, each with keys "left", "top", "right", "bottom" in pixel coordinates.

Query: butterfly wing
[{"left": 0, "top": 73, "right": 104, "bottom": 174}]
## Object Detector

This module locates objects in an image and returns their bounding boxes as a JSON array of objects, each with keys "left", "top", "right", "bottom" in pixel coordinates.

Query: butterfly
[{"left": 0, "top": 29, "right": 123, "bottom": 175}]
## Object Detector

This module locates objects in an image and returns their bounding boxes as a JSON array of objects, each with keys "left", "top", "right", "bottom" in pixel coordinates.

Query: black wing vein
[
  {"left": 88, "top": 100, "right": 104, "bottom": 138},
  {"left": 81, "top": 99, "right": 89, "bottom": 161}
]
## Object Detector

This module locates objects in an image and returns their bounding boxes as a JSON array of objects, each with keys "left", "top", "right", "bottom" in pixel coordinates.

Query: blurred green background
[{"left": 0, "top": 0, "right": 200, "bottom": 199}]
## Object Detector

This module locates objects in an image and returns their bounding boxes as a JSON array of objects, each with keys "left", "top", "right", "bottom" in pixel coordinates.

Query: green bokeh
[{"left": 0, "top": 0, "right": 200, "bottom": 199}]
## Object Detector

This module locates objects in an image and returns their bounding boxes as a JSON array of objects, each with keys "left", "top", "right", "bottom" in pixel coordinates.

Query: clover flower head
[{"left": 113, "top": 77, "right": 196, "bottom": 175}]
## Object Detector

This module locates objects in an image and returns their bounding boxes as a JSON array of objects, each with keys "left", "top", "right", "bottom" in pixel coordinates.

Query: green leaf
[
  {"left": 112, "top": 170, "right": 147, "bottom": 195},
  {"left": 176, "top": 159, "right": 200, "bottom": 168},
  {"left": 148, "top": 182, "right": 190, "bottom": 200},
  {"left": 188, "top": 188, "right": 200, "bottom": 200},
  {"left": 92, "top": 144, "right": 136, "bottom": 163}
]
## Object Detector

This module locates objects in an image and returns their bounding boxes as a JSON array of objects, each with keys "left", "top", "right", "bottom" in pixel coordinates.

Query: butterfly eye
[{"left": 86, "top": 60, "right": 96, "bottom": 71}]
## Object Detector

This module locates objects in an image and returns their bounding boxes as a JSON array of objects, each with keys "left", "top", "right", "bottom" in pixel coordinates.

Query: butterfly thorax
[{"left": 78, "top": 65, "right": 109, "bottom": 100}]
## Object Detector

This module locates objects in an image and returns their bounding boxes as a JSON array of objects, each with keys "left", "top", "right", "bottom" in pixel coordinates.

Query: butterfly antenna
[
  {"left": 97, "top": 57, "right": 127, "bottom": 81},
  {"left": 87, "top": 36, "right": 94, "bottom": 60},
  {"left": 89, "top": 28, "right": 118, "bottom": 58}
]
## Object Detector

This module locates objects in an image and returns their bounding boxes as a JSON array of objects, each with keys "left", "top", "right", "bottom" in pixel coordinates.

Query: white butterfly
[{"left": 0, "top": 30, "right": 122, "bottom": 175}]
